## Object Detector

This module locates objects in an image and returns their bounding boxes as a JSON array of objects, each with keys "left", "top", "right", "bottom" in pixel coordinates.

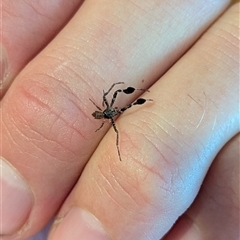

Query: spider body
[
  {"left": 92, "top": 108, "right": 119, "bottom": 119},
  {"left": 90, "top": 82, "right": 152, "bottom": 161}
]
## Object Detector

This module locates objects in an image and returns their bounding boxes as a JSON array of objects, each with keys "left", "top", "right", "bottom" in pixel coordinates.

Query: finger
[
  {"left": 27, "top": 220, "right": 53, "bottom": 240},
  {"left": 1, "top": 0, "right": 230, "bottom": 238},
  {"left": 0, "top": 0, "right": 83, "bottom": 97},
  {"left": 48, "top": 3, "right": 239, "bottom": 240},
  {"left": 163, "top": 133, "right": 240, "bottom": 240}
]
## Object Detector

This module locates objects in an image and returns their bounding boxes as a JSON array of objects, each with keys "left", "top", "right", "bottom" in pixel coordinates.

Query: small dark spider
[{"left": 90, "top": 82, "right": 153, "bottom": 161}]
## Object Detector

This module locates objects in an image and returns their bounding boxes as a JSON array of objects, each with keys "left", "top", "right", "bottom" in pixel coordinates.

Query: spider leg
[
  {"left": 102, "top": 82, "right": 125, "bottom": 107},
  {"left": 95, "top": 121, "right": 105, "bottom": 132},
  {"left": 89, "top": 98, "right": 102, "bottom": 111},
  {"left": 102, "top": 90, "right": 109, "bottom": 108},
  {"left": 119, "top": 98, "right": 153, "bottom": 113},
  {"left": 104, "top": 82, "right": 125, "bottom": 97},
  {"left": 110, "top": 118, "right": 122, "bottom": 161},
  {"left": 110, "top": 87, "right": 150, "bottom": 107}
]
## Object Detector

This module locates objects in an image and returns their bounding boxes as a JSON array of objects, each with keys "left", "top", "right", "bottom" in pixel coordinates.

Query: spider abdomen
[{"left": 92, "top": 111, "right": 104, "bottom": 119}]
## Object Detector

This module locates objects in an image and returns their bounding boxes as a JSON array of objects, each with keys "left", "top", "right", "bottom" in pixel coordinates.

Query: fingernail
[
  {"left": 0, "top": 158, "right": 33, "bottom": 235},
  {"left": 50, "top": 208, "right": 110, "bottom": 240},
  {"left": 0, "top": 44, "right": 9, "bottom": 89}
]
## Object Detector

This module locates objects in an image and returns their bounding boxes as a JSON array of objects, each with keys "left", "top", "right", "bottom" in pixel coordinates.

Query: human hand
[{"left": 1, "top": 0, "right": 239, "bottom": 239}]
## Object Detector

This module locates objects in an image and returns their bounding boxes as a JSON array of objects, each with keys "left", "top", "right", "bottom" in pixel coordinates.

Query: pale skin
[{"left": 0, "top": 1, "right": 239, "bottom": 240}]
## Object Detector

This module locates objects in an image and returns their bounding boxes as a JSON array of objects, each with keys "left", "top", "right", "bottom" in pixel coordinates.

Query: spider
[{"left": 90, "top": 82, "right": 152, "bottom": 161}]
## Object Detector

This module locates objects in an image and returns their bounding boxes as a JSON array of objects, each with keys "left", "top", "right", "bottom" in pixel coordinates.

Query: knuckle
[
  {"left": 99, "top": 122, "right": 184, "bottom": 212},
  {"left": 7, "top": 74, "right": 87, "bottom": 161},
  {"left": 125, "top": 121, "right": 192, "bottom": 200}
]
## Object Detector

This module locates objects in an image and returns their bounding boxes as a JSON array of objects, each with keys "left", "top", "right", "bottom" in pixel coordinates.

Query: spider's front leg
[
  {"left": 110, "top": 86, "right": 150, "bottom": 107},
  {"left": 102, "top": 90, "right": 109, "bottom": 108},
  {"left": 102, "top": 82, "right": 125, "bottom": 107},
  {"left": 89, "top": 98, "right": 102, "bottom": 111},
  {"left": 119, "top": 98, "right": 153, "bottom": 113}
]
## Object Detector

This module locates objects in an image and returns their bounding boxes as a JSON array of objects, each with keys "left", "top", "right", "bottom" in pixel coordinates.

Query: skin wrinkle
[
  {"left": 27, "top": 74, "right": 89, "bottom": 139},
  {"left": 97, "top": 131, "right": 163, "bottom": 210},
  {"left": 45, "top": 33, "right": 124, "bottom": 82},
  {"left": 124, "top": 110, "right": 186, "bottom": 156},
  {"left": 43, "top": 53, "right": 77, "bottom": 76},
  {"left": 198, "top": 49, "right": 226, "bottom": 79},
  {"left": 85, "top": 39, "right": 123, "bottom": 72},
  {"left": 87, "top": 28, "right": 132, "bottom": 73},
  {"left": 138, "top": 139, "right": 170, "bottom": 184},
  {"left": 2, "top": 4, "right": 18, "bottom": 18},
  {"left": 23, "top": 1, "right": 51, "bottom": 20},
  {"left": 171, "top": 105, "right": 201, "bottom": 134},
  {"left": 3, "top": 117, "right": 58, "bottom": 170},
  {"left": 129, "top": 0, "right": 177, "bottom": 25},
  {"left": 146, "top": 131, "right": 180, "bottom": 159},
  {"left": 22, "top": 0, "right": 59, "bottom": 22},
  {"left": 48, "top": 47, "right": 105, "bottom": 80},
  {"left": 97, "top": 1, "right": 133, "bottom": 28},
  {"left": 151, "top": 96, "right": 189, "bottom": 137},
  {"left": 125, "top": 104, "right": 211, "bottom": 184},
  {"left": 122, "top": 5, "right": 171, "bottom": 44},
  {"left": 83, "top": 18, "right": 124, "bottom": 46},
  {"left": 121, "top": 5, "right": 177, "bottom": 55},
  {"left": 4, "top": 3, "right": 51, "bottom": 43},
  {"left": 48, "top": 86, "right": 91, "bottom": 136},
  {"left": 43, "top": 51, "right": 110, "bottom": 95},
  {"left": 96, "top": 164, "right": 116, "bottom": 195},
  {"left": 2, "top": 119, "right": 30, "bottom": 158},
  {"left": 120, "top": 121, "right": 183, "bottom": 192},
  {"left": 101, "top": 162, "right": 135, "bottom": 206},
  {"left": 133, "top": 111, "right": 172, "bottom": 146},
  {"left": 218, "top": 17, "right": 239, "bottom": 33},
  {"left": 42, "top": 72, "right": 79, "bottom": 101},
  {"left": 160, "top": 92, "right": 197, "bottom": 131},
  {"left": 110, "top": 165, "right": 154, "bottom": 209},
  {"left": 217, "top": 24, "right": 239, "bottom": 51},
  {"left": 200, "top": 27, "right": 239, "bottom": 73},
  {"left": 2, "top": 116, "right": 62, "bottom": 167},
  {"left": 155, "top": 113, "right": 185, "bottom": 138},
  {"left": 127, "top": 0, "right": 155, "bottom": 17},
  {"left": 143, "top": 135, "right": 187, "bottom": 191},
  {"left": 74, "top": 18, "right": 125, "bottom": 61},
  {"left": 2, "top": 110, "right": 29, "bottom": 147},
  {"left": 216, "top": 47, "right": 239, "bottom": 73},
  {"left": 96, "top": 17, "right": 124, "bottom": 37},
  {"left": 15, "top": 114, "right": 77, "bottom": 162},
  {"left": 7, "top": 77, "right": 93, "bottom": 163},
  {"left": 209, "top": 41, "right": 238, "bottom": 72},
  {"left": 95, "top": 167, "right": 131, "bottom": 212},
  {"left": 69, "top": 46, "right": 115, "bottom": 81}
]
